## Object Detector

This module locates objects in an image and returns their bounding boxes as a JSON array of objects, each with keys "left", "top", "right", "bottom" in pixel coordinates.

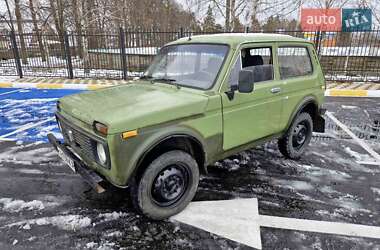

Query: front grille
[{"left": 58, "top": 118, "right": 97, "bottom": 162}]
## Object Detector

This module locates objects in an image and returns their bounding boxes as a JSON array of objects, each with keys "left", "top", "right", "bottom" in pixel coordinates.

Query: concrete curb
[
  {"left": 0, "top": 82, "right": 113, "bottom": 90},
  {"left": 325, "top": 89, "right": 380, "bottom": 97}
]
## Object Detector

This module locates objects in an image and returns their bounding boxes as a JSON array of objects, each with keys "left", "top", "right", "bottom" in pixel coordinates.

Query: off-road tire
[
  {"left": 278, "top": 112, "right": 313, "bottom": 160},
  {"left": 130, "top": 150, "right": 199, "bottom": 220}
]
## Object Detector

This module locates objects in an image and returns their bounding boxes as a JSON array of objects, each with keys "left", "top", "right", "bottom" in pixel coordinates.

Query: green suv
[{"left": 48, "top": 33, "right": 326, "bottom": 220}]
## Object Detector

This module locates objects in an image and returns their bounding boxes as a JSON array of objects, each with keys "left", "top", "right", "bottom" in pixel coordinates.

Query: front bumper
[{"left": 47, "top": 133, "right": 106, "bottom": 193}]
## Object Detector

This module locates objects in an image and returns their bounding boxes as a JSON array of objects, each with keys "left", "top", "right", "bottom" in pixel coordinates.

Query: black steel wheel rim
[
  {"left": 292, "top": 121, "right": 309, "bottom": 150},
  {"left": 151, "top": 164, "right": 190, "bottom": 207}
]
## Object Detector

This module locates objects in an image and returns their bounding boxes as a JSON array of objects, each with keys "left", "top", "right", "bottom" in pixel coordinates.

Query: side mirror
[{"left": 238, "top": 69, "right": 254, "bottom": 93}]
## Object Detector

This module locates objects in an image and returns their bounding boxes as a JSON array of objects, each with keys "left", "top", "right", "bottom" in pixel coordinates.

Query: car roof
[{"left": 168, "top": 33, "right": 312, "bottom": 47}]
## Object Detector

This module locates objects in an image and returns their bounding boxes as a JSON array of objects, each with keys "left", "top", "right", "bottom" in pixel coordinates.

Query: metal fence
[{"left": 1, "top": 27, "right": 380, "bottom": 82}]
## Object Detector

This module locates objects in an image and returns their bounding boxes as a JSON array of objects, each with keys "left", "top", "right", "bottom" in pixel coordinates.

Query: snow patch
[
  {"left": 371, "top": 187, "right": 380, "bottom": 196},
  {"left": 85, "top": 242, "right": 98, "bottom": 249},
  {"left": 271, "top": 179, "right": 314, "bottom": 191},
  {"left": 17, "top": 168, "right": 44, "bottom": 174},
  {"left": 341, "top": 105, "right": 358, "bottom": 110},
  {"left": 0, "top": 146, "right": 57, "bottom": 165},
  {"left": 105, "top": 230, "right": 123, "bottom": 237},
  {"left": 0, "top": 196, "right": 62, "bottom": 213},
  {"left": 0, "top": 198, "right": 44, "bottom": 212},
  {"left": 98, "top": 211, "right": 129, "bottom": 222},
  {"left": 344, "top": 146, "right": 374, "bottom": 162},
  {"left": 6, "top": 215, "right": 91, "bottom": 231}
]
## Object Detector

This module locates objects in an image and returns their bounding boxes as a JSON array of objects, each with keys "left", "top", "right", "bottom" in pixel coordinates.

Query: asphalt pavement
[{"left": 0, "top": 95, "right": 379, "bottom": 250}]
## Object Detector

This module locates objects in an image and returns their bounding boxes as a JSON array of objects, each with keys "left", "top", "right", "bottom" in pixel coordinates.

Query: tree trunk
[
  {"left": 225, "top": 0, "right": 231, "bottom": 32},
  {"left": 72, "top": 0, "right": 83, "bottom": 58},
  {"left": 14, "top": 0, "right": 28, "bottom": 64},
  {"left": 50, "top": 0, "right": 65, "bottom": 59},
  {"left": 29, "top": 0, "right": 46, "bottom": 62},
  {"left": 230, "top": 0, "right": 236, "bottom": 31},
  {"left": 86, "top": 0, "right": 98, "bottom": 49}
]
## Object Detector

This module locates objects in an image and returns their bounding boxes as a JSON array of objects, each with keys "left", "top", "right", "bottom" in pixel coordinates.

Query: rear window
[{"left": 278, "top": 47, "right": 313, "bottom": 79}]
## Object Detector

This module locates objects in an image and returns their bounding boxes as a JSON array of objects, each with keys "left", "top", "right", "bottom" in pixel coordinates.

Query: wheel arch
[
  {"left": 132, "top": 133, "right": 207, "bottom": 182},
  {"left": 285, "top": 96, "right": 319, "bottom": 132}
]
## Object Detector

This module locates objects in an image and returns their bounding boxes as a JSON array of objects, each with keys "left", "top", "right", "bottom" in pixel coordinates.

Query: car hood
[{"left": 58, "top": 82, "right": 209, "bottom": 134}]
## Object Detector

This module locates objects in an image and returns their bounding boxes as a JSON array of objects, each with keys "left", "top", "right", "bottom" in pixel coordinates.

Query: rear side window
[{"left": 278, "top": 47, "right": 313, "bottom": 79}]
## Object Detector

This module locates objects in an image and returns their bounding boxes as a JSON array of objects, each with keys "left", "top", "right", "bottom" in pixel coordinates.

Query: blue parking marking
[{"left": 0, "top": 88, "right": 83, "bottom": 142}]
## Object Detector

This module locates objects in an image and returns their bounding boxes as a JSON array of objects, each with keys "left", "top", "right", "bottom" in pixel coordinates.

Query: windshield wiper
[{"left": 152, "top": 78, "right": 180, "bottom": 89}]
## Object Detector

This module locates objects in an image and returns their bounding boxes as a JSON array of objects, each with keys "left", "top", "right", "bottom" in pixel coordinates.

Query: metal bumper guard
[{"left": 47, "top": 133, "right": 106, "bottom": 193}]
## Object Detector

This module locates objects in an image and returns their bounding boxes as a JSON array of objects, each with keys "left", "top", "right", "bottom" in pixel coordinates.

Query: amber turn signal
[
  {"left": 94, "top": 122, "right": 108, "bottom": 135},
  {"left": 122, "top": 130, "right": 138, "bottom": 139}
]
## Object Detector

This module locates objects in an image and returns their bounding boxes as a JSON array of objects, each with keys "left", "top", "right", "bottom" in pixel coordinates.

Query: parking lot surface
[
  {"left": 0, "top": 89, "right": 379, "bottom": 250},
  {"left": 0, "top": 88, "right": 82, "bottom": 142}
]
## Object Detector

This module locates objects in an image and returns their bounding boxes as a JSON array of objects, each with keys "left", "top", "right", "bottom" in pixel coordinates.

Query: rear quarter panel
[{"left": 276, "top": 42, "right": 325, "bottom": 131}]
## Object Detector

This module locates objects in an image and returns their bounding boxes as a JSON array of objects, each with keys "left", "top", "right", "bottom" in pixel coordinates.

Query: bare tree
[
  {"left": 14, "top": 0, "right": 28, "bottom": 64},
  {"left": 49, "top": 0, "right": 66, "bottom": 58},
  {"left": 71, "top": 0, "right": 83, "bottom": 58},
  {"left": 29, "top": 0, "right": 46, "bottom": 61}
]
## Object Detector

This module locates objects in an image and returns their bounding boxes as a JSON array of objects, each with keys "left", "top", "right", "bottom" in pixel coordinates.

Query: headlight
[{"left": 96, "top": 142, "right": 107, "bottom": 165}]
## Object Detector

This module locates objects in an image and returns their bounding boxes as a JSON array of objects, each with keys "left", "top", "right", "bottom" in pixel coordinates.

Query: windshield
[{"left": 144, "top": 44, "right": 228, "bottom": 90}]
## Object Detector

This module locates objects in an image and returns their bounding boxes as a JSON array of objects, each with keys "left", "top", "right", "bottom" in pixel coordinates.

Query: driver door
[{"left": 221, "top": 44, "right": 283, "bottom": 150}]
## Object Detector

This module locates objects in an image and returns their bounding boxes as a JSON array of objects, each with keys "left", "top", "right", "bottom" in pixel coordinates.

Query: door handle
[{"left": 271, "top": 87, "right": 281, "bottom": 94}]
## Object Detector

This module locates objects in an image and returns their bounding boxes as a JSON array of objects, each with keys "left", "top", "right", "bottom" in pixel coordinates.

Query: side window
[
  {"left": 241, "top": 47, "right": 274, "bottom": 83},
  {"left": 278, "top": 47, "right": 313, "bottom": 79},
  {"left": 228, "top": 56, "right": 242, "bottom": 87}
]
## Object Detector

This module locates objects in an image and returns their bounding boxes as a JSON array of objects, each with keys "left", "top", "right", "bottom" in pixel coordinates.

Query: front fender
[{"left": 111, "top": 124, "right": 208, "bottom": 187}]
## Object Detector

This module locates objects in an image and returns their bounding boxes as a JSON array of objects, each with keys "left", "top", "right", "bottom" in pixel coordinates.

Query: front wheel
[
  {"left": 130, "top": 150, "right": 199, "bottom": 220},
  {"left": 278, "top": 112, "right": 313, "bottom": 160}
]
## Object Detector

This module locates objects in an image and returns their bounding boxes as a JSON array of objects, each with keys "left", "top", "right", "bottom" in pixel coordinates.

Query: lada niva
[{"left": 48, "top": 33, "right": 326, "bottom": 220}]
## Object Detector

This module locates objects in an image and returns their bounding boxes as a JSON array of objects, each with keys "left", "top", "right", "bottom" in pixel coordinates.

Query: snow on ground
[
  {"left": 0, "top": 56, "right": 144, "bottom": 78},
  {"left": 88, "top": 47, "right": 158, "bottom": 55},
  {"left": 98, "top": 212, "right": 130, "bottom": 223},
  {"left": 0, "top": 97, "right": 58, "bottom": 141},
  {"left": 0, "top": 198, "right": 45, "bottom": 213},
  {"left": 0, "top": 76, "right": 18, "bottom": 82},
  {"left": 344, "top": 146, "right": 375, "bottom": 162},
  {"left": 0, "top": 145, "right": 57, "bottom": 165},
  {"left": 0, "top": 88, "right": 83, "bottom": 143},
  {"left": 5, "top": 214, "right": 92, "bottom": 231},
  {"left": 0, "top": 195, "right": 65, "bottom": 213}
]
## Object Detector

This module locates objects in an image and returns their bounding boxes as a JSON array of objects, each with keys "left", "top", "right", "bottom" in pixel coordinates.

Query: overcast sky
[{"left": 1, "top": 0, "right": 378, "bottom": 26}]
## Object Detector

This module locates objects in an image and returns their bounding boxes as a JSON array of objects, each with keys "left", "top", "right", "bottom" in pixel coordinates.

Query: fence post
[
  {"left": 245, "top": 26, "right": 249, "bottom": 33},
  {"left": 119, "top": 27, "right": 128, "bottom": 80},
  {"left": 9, "top": 30, "right": 23, "bottom": 78},
  {"left": 315, "top": 30, "right": 322, "bottom": 56},
  {"left": 63, "top": 31, "right": 74, "bottom": 79}
]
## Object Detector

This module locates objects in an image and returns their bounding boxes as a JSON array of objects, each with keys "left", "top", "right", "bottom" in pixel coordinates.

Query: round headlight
[{"left": 96, "top": 142, "right": 107, "bottom": 165}]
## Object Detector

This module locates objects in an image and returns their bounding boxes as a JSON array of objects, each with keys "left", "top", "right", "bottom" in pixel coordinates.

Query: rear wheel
[
  {"left": 278, "top": 112, "right": 313, "bottom": 159},
  {"left": 130, "top": 150, "right": 199, "bottom": 220}
]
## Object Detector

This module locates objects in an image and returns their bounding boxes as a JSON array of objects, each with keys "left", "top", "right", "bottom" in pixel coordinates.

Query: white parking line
[
  {"left": 173, "top": 198, "right": 380, "bottom": 249},
  {"left": 0, "top": 117, "right": 55, "bottom": 139},
  {"left": 0, "top": 89, "right": 22, "bottom": 96},
  {"left": 326, "top": 111, "right": 380, "bottom": 162},
  {"left": 356, "top": 161, "right": 380, "bottom": 166},
  {"left": 0, "top": 137, "right": 17, "bottom": 141},
  {"left": 259, "top": 214, "right": 380, "bottom": 240}
]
